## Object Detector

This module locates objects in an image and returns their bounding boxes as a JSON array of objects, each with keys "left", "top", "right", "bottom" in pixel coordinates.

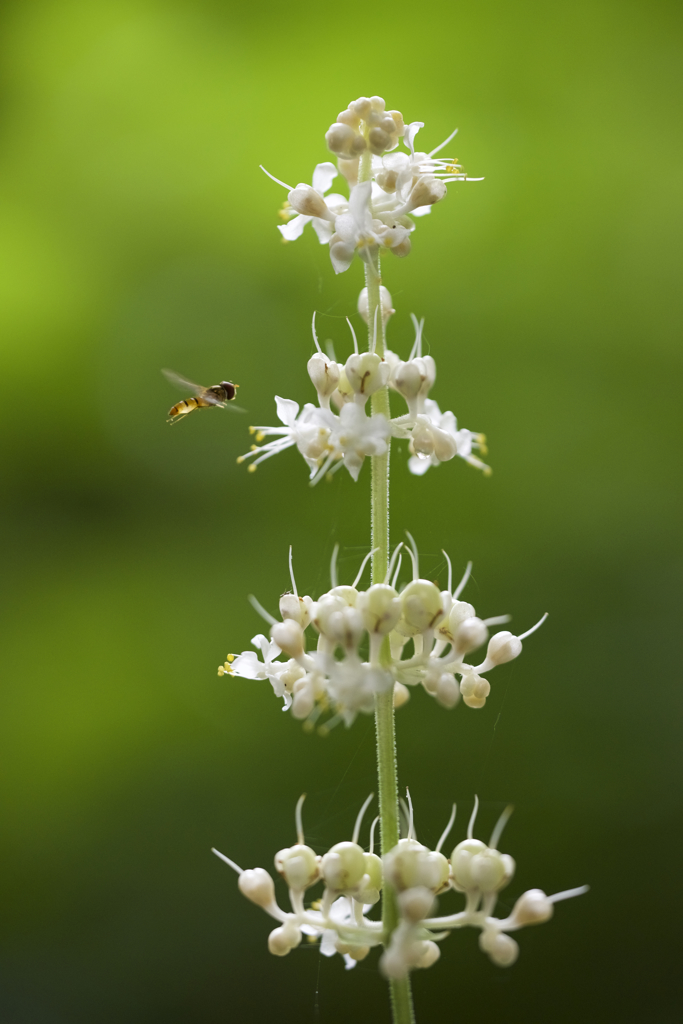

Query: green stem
[{"left": 359, "top": 190, "right": 415, "bottom": 1020}]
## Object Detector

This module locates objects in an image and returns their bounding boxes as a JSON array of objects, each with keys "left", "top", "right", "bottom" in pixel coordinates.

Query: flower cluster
[
  {"left": 213, "top": 793, "right": 587, "bottom": 977},
  {"left": 236, "top": 299, "right": 489, "bottom": 483},
  {"left": 264, "top": 94, "right": 481, "bottom": 275},
  {"left": 220, "top": 538, "right": 545, "bottom": 730}
]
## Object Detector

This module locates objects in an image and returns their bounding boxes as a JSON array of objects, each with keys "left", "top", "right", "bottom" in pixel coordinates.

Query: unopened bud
[
  {"left": 393, "top": 681, "right": 411, "bottom": 707},
  {"left": 405, "top": 176, "right": 447, "bottom": 212},
  {"left": 436, "top": 673, "right": 460, "bottom": 709},
  {"left": 384, "top": 839, "right": 450, "bottom": 893},
  {"left": 508, "top": 888, "right": 554, "bottom": 926},
  {"left": 450, "top": 838, "right": 487, "bottom": 892},
  {"left": 398, "top": 885, "right": 436, "bottom": 923},
  {"left": 486, "top": 631, "right": 523, "bottom": 665},
  {"left": 344, "top": 352, "right": 390, "bottom": 398},
  {"left": 401, "top": 580, "right": 444, "bottom": 632},
  {"left": 356, "top": 584, "right": 401, "bottom": 635},
  {"left": 326, "top": 122, "right": 366, "bottom": 158},
  {"left": 288, "top": 185, "right": 332, "bottom": 220},
  {"left": 470, "top": 849, "right": 515, "bottom": 893},
  {"left": 368, "top": 126, "right": 391, "bottom": 154},
  {"left": 460, "top": 672, "right": 490, "bottom": 709},
  {"left": 270, "top": 619, "right": 305, "bottom": 659},
  {"left": 358, "top": 286, "right": 394, "bottom": 325},
  {"left": 279, "top": 593, "right": 313, "bottom": 629},
  {"left": 479, "top": 930, "right": 519, "bottom": 967},
  {"left": 268, "top": 920, "right": 302, "bottom": 956},
  {"left": 453, "top": 616, "right": 488, "bottom": 655},
  {"left": 392, "top": 361, "right": 422, "bottom": 400},
  {"left": 274, "top": 844, "right": 320, "bottom": 890},
  {"left": 321, "top": 841, "right": 366, "bottom": 892},
  {"left": 390, "top": 236, "right": 411, "bottom": 258},
  {"left": 415, "top": 939, "right": 440, "bottom": 969},
  {"left": 238, "top": 867, "right": 276, "bottom": 908},
  {"left": 307, "top": 353, "right": 341, "bottom": 400}
]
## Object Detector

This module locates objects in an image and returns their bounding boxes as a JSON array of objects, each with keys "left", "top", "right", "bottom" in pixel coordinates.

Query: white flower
[
  {"left": 326, "top": 402, "right": 390, "bottom": 482},
  {"left": 237, "top": 396, "right": 332, "bottom": 475},
  {"left": 277, "top": 162, "right": 349, "bottom": 244},
  {"left": 404, "top": 399, "right": 490, "bottom": 476},
  {"left": 224, "top": 633, "right": 296, "bottom": 709},
  {"left": 328, "top": 181, "right": 412, "bottom": 274}
]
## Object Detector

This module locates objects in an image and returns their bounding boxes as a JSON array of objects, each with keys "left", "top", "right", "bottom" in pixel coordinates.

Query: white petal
[
  {"left": 411, "top": 205, "right": 432, "bottom": 218},
  {"left": 404, "top": 121, "right": 424, "bottom": 157},
  {"left": 320, "top": 930, "right": 338, "bottom": 957},
  {"left": 312, "top": 217, "right": 333, "bottom": 244},
  {"left": 275, "top": 396, "right": 300, "bottom": 426},
  {"left": 312, "top": 161, "right": 338, "bottom": 195},
  {"left": 408, "top": 454, "right": 434, "bottom": 476},
  {"left": 278, "top": 215, "right": 310, "bottom": 241}
]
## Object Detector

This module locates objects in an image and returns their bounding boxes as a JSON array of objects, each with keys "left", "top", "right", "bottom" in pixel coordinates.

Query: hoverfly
[{"left": 162, "top": 369, "right": 242, "bottom": 424}]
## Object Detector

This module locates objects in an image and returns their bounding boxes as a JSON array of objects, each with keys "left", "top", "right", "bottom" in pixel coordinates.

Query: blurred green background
[{"left": 1, "top": 0, "right": 681, "bottom": 1021}]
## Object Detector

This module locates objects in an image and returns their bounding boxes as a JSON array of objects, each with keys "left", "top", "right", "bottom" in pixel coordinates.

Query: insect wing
[{"left": 162, "top": 368, "right": 224, "bottom": 407}]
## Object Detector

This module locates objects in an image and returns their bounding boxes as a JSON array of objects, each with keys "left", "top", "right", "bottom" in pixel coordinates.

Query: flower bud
[
  {"left": 470, "top": 849, "right": 515, "bottom": 893},
  {"left": 450, "top": 838, "right": 487, "bottom": 892},
  {"left": 287, "top": 185, "right": 332, "bottom": 220},
  {"left": 347, "top": 945, "right": 370, "bottom": 961},
  {"left": 321, "top": 841, "right": 367, "bottom": 892},
  {"left": 356, "top": 584, "right": 402, "bottom": 635},
  {"left": 358, "top": 286, "right": 394, "bottom": 325},
  {"left": 344, "top": 352, "right": 390, "bottom": 398},
  {"left": 268, "top": 920, "right": 302, "bottom": 957},
  {"left": 415, "top": 940, "right": 440, "bottom": 969},
  {"left": 398, "top": 885, "right": 436, "bottom": 923},
  {"left": 328, "top": 585, "right": 358, "bottom": 607},
  {"left": 436, "top": 673, "right": 460, "bottom": 709},
  {"left": 312, "top": 594, "right": 346, "bottom": 638},
  {"left": 326, "top": 122, "right": 366, "bottom": 158},
  {"left": 238, "top": 867, "right": 276, "bottom": 908},
  {"left": 459, "top": 672, "right": 491, "bottom": 709},
  {"left": 307, "top": 353, "right": 341, "bottom": 401},
  {"left": 392, "top": 361, "right": 422, "bottom": 400},
  {"left": 390, "top": 236, "right": 411, "bottom": 258},
  {"left": 404, "top": 176, "right": 447, "bottom": 212},
  {"left": 325, "top": 606, "right": 365, "bottom": 650},
  {"left": 279, "top": 593, "right": 313, "bottom": 629},
  {"left": 393, "top": 681, "right": 411, "bottom": 708},
  {"left": 388, "top": 110, "right": 405, "bottom": 137},
  {"left": 486, "top": 631, "right": 523, "bottom": 665},
  {"left": 384, "top": 839, "right": 450, "bottom": 893},
  {"left": 449, "top": 600, "right": 476, "bottom": 632},
  {"left": 508, "top": 888, "right": 554, "bottom": 927},
  {"left": 368, "top": 126, "right": 391, "bottom": 154},
  {"left": 401, "top": 580, "right": 444, "bottom": 632},
  {"left": 349, "top": 96, "right": 372, "bottom": 118},
  {"left": 337, "top": 108, "right": 361, "bottom": 128},
  {"left": 453, "top": 616, "right": 488, "bottom": 655},
  {"left": 270, "top": 620, "right": 305, "bottom": 659},
  {"left": 274, "top": 844, "right": 320, "bottom": 890},
  {"left": 479, "top": 930, "right": 519, "bottom": 967}
]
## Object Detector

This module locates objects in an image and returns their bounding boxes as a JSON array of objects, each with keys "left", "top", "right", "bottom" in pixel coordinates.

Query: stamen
[
  {"left": 352, "top": 548, "right": 379, "bottom": 588},
  {"left": 483, "top": 614, "right": 511, "bottom": 626},
  {"left": 248, "top": 594, "right": 277, "bottom": 626},
  {"left": 384, "top": 542, "right": 404, "bottom": 585},
  {"left": 428, "top": 127, "right": 459, "bottom": 158},
  {"left": 489, "top": 804, "right": 514, "bottom": 850},
  {"left": 352, "top": 793, "right": 374, "bottom": 844},
  {"left": 346, "top": 317, "right": 359, "bottom": 355},
  {"left": 453, "top": 561, "right": 473, "bottom": 600},
  {"left": 330, "top": 543, "right": 339, "bottom": 589},
  {"left": 318, "top": 710, "right": 343, "bottom": 735},
  {"left": 518, "top": 612, "right": 549, "bottom": 641},
  {"left": 435, "top": 803, "right": 457, "bottom": 853},
  {"left": 295, "top": 793, "right": 306, "bottom": 846},
  {"left": 259, "top": 165, "right": 294, "bottom": 191},
  {"left": 406, "top": 787, "right": 415, "bottom": 841},
  {"left": 211, "top": 848, "right": 243, "bottom": 874},
  {"left": 467, "top": 794, "right": 479, "bottom": 840},
  {"left": 548, "top": 885, "right": 590, "bottom": 903},
  {"left": 369, "top": 816, "right": 379, "bottom": 856},
  {"left": 288, "top": 545, "right": 298, "bottom": 597},
  {"left": 442, "top": 549, "right": 453, "bottom": 595},
  {"left": 391, "top": 553, "right": 403, "bottom": 590},
  {"left": 311, "top": 311, "right": 322, "bottom": 354},
  {"left": 405, "top": 531, "right": 420, "bottom": 579}
]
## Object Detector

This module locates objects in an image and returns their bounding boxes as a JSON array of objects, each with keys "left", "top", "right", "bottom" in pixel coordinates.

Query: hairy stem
[{"left": 359, "top": 198, "right": 415, "bottom": 1020}]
